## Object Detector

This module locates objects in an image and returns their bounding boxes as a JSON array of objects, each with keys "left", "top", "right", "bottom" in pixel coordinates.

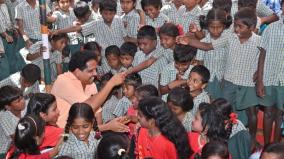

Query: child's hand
[
  {"left": 109, "top": 72, "right": 127, "bottom": 86},
  {"left": 107, "top": 117, "right": 130, "bottom": 132},
  {"left": 168, "top": 80, "right": 187, "bottom": 89},
  {"left": 189, "top": 22, "right": 198, "bottom": 33},
  {"left": 176, "top": 35, "right": 190, "bottom": 45},
  {"left": 25, "top": 40, "right": 33, "bottom": 49},
  {"left": 5, "top": 34, "right": 13, "bottom": 43}
]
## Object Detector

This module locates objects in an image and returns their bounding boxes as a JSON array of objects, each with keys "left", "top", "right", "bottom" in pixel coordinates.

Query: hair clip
[
  {"left": 117, "top": 148, "right": 126, "bottom": 156},
  {"left": 18, "top": 123, "right": 26, "bottom": 130}
]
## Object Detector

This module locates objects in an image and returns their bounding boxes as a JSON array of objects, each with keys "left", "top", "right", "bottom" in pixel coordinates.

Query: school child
[
  {"left": 189, "top": 103, "right": 230, "bottom": 158},
  {"left": 187, "top": 65, "right": 210, "bottom": 116},
  {"left": 26, "top": 93, "right": 63, "bottom": 150},
  {"left": 91, "top": 0, "right": 101, "bottom": 20},
  {"left": 0, "top": 86, "right": 25, "bottom": 157},
  {"left": 0, "top": 38, "right": 10, "bottom": 80},
  {"left": 199, "top": 0, "right": 213, "bottom": 16},
  {"left": 26, "top": 33, "right": 68, "bottom": 82},
  {"left": 132, "top": 25, "right": 167, "bottom": 88},
  {"left": 258, "top": 2, "right": 284, "bottom": 144},
  {"left": 195, "top": 8, "right": 232, "bottom": 99},
  {"left": 160, "top": 44, "right": 195, "bottom": 100},
  {"left": 141, "top": 0, "right": 169, "bottom": 28},
  {"left": 113, "top": 73, "right": 142, "bottom": 117},
  {"left": 161, "top": 0, "right": 183, "bottom": 24},
  {"left": 0, "top": 64, "right": 41, "bottom": 98},
  {"left": 177, "top": 0, "right": 202, "bottom": 33},
  {"left": 260, "top": 143, "right": 284, "bottom": 159},
  {"left": 58, "top": 103, "right": 100, "bottom": 158},
  {"left": 195, "top": 140, "right": 230, "bottom": 159},
  {"left": 7, "top": 115, "right": 61, "bottom": 159},
  {"left": 105, "top": 45, "right": 125, "bottom": 74},
  {"left": 119, "top": 42, "right": 137, "bottom": 69},
  {"left": 137, "top": 97, "right": 190, "bottom": 159},
  {"left": 97, "top": 132, "right": 130, "bottom": 159},
  {"left": 167, "top": 87, "right": 194, "bottom": 132},
  {"left": 5, "top": 0, "right": 21, "bottom": 25}
]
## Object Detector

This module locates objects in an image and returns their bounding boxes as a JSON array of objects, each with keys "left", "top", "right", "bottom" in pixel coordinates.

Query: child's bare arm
[
  {"left": 136, "top": 9, "right": 146, "bottom": 28},
  {"left": 56, "top": 63, "right": 63, "bottom": 75},
  {"left": 124, "top": 36, "right": 137, "bottom": 44},
  {"left": 160, "top": 79, "right": 187, "bottom": 95},
  {"left": 52, "top": 25, "right": 82, "bottom": 35},
  {"left": 256, "top": 47, "right": 266, "bottom": 98},
  {"left": 17, "top": 19, "right": 33, "bottom": 48},
  {"left": 189, "top": 22, "right": 205, "bottom": 40},
  {"left": 260, "top": 14, "right": 279, "bottom": 25},
  {"left": 176, "top": 35, "right": 214, "bottom": 51},
  {"left": 26, "top": 52, "right": 42, "bottom": 61},
  {"left": 127, "top": 57, "right": 157, "bottom": 74}
]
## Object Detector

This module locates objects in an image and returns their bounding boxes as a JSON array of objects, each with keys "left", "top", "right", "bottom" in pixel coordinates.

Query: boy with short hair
[
  {"left": 141, "top": 0, "right": 169, "bottom": 28},
  {"left": 160, "top": 44, "right": 196, "bottom": 101},
  {"left": 187, "top": 65, "right": 210, "bottom": 116},
  {"left": 133, "top": 25, "right": 168, "bottom": 88},
  {"left": 113, "top": 73, "right": 142, "bottom": 117},
  {"left": 0, "top": 86, "right": 26, "bottom": 157},
  {"left": 105, "top": 45, "right": 125, "bottom": 74},
  {"left": 119, "top": 41, "right": 137, "bottom": 69}
]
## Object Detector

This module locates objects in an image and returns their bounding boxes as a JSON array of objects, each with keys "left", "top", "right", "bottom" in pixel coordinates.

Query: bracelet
[{"left": 23, "top": 35, "right": 29, "bottom": 42}]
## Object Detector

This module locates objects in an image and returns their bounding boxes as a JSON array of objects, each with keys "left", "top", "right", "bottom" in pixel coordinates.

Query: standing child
[
  {"left": 195, "top": 8, "right": 232, "bottom": 99},
  {"left": 58, "top": 103, "right": 100, "bottom": 158},
  {"left": 113, "top": 73, "right": 142, "bottom": 117},
  {"left": 160, "top": 44, "right": 195, "bottom": 100},
  {"left": 141, "top": 0, "right": 169, "bottom": 28},
  {"left": 0, "top": 86, "right": 25, "bottom": 158},
  {"left": 90, "top": 0, "right": 101, "bottom": 20},
  {"left": 187, "top": 65, "right": 210, "bottom": 116},
  {"left": 137, "top": 97, "right": 191, "bottom": 159},
  {"left": 161, "top": 0, "right": 183, "bottom": 24},
  {"left": 167, "top": 87, "right": 194, "bottom": 132},
  {"left": 119, "top": 41, "right": 137, "bottom": 69},
  {"left": 105, "top": 45, "right": 125, "bottom": 74}
]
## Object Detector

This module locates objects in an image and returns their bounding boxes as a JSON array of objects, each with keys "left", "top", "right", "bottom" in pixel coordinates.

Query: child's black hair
[
  {"left": 190, "top": 65, "right": 210, "bottom": 84},
  {"left": 98, "top": 72, "right": 120, "bottom": 97},
  {"left": 99, "top": 0, "right": 117, "bottom": 12},
  {"left": 49, "top": 33, "right": 68, "bottom": 42},
  {"left": 159, "top": 23, "right": 179, "bottom": 37},
  {"left": 84, "top": 41, "right": 102, "bottom": 53},
  {"left": 138, "top": 97, "right": 191, "bottom": 159},
  {"left": 68, "top": 50, "right": 97, "bottom": 72},
  {"left": 120, "top": 42, "right": 137, "bottom": 57},
  {"left": 212, "top": 0, "right": 232, "bottom": 14},
  {"left": 0, "top": 85, "right": 23, "bottom": 111},
  {"left": 73, "top": 1, "right": 91, "bottom": 18},
  {"left": 141, "top": 0, "right": 162, "bottom": 11},
  {"left": 198, "top": 140, "right": 229, "bottom": 159},
  {"left": 26, "top": 93, "right": 56, "bottom": 117},
  {"left": 62, "top": 46, "right": 71, "bottom": 58},
  {"left": 124, "top": 73, "right": 142, "bottom": 88},
  {"left": 105, "top": 45, "right": 121, "bottom": 58},
  {"left": 92, "top": 0, "right": 102, "bottom": 5},
  {"left": 234, "top": 7, "right": 257, "bottom": 28},
  {"left": 173, "top": 44, "right": 196, "bottom": 63},
  {"left": 167, "top": 87, "right": 193, "bottom": 112},
  {"left": 135, "top": 84, "right": 159, "bottom": 98},
  {"left": 238, "top": 0, "right": 257, "bottom": 9},
  {"left": 199, "top": 8, "right": 232, "bottom": 30},
  {"left": 97, "top": 132, "right": 130, "bottom": 159},
  {"left": 198, "top": 103, "right": 228, "bottom": 141},
  {"left": 64, "top": 103, "right": 98, "bottom": 141},
  {"left": 137, "top": 25, "right": 157, "bottom": 40},
  {"left": 11, "top": 115, "right": 45, "bottom": 158},
  {"left": 21, "top": 64, "right": 41, "bottom": 85},
  {"left": 261, "top": 143, "right": 284, "bottom": 159}
]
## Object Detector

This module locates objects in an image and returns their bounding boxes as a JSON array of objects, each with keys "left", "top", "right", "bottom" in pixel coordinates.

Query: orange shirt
[{"left": 51, "top": 72, "right": 97, "bottom": 128}]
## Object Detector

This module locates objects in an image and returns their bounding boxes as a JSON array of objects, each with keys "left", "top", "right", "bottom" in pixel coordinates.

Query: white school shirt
[{"left": 177, "top": 5, "right": 202, "bottom": 33}]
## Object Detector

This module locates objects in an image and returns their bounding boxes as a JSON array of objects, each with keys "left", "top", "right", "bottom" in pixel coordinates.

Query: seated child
[
  {"left": 167, "top": 87, "right": 194, "bottom": 132},
  {"left": 187, "top": 65, "right": 210, "bottom": 116}
]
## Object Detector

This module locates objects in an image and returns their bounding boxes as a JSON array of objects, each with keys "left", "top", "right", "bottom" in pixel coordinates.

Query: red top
[
  {"left": 6, "top": 147, "right": 51, "bottom": 159},
  {"left": 127, "top": 106, "right": 138, "bottom": 137},
  {"left": 39, "top": 125, "right": 63, "bottom": 150},
  {"left": 136, "top": 128, "right": 178, "bottom": 159},
  {"left": 188, "top": 132, "right": 206, "bottom": 159}
]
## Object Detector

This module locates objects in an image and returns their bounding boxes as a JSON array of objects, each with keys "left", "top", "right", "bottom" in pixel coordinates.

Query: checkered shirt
[
  {"left": 0, "top": 110, "right": 25, "bottom": 154},
  {"left": 160, "top": 62, "right": 193, "bottom": 101},
  {"left": 15, "top": 1, "right": 50, "bottom": 40},
  {"left": 58, "top": 131, "right": 99, "bottom": 159},
  {"left": 191, "top": 90, "right": 210, "bottom": 116},
  {"left": 161, "top": 2, "right": 180, "bottom": 24},
  {"left": 102, "top": 95, "right": 119, "bottom": 123},
  {"left": 177, "top": 5, "right": 202, "bottom": 33},
  {"left": 195, "top": 34, "right": 227, "bottom": 82},
  {"left": 260, "top": 20, "right": 284, "bottom": 86},
  {"left": 5, "top": 0, "right": 20, "bottom": 24},
  {"left": 231, "top": 0, "right": 274, "bottom": 17},
  {"left": 182, "top": 112, "right": 193, "bottom": 132},
  {"left": 230, "top": 119, "right": 247, "bottom": 138},
  {"left": 81, "top": 16, "right": 127, "bottom": 49},
  {"left": 113, "top": 96, "right": 132, "bottom": 117},
  {"left": 52, "top": 8, "right": 77, "bottom": 29},
  {"left": 200, "top": 1, "right": 212, "bottom": 16},
  {"left": 133, "top": 48, "right": 168, "bottom": 88},
  {"left": 121, "top": 9, "right": 140, "bottom": 38},
  {"left": 0, "top": 38, "right": 3, "bottom": 52},
  {"left": 0, "top": 4, "right": 13, "bottom": 33},
  {"left": 145, "top": 13, "right": 169, "bottom": 28},
  {"left": 212, "top": 32, "right": 261, "bottom": 87}
]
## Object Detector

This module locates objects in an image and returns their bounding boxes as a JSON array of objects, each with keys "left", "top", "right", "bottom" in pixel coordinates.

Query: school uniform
[
  {"left": 200, "top": 0, "right": 213, "bottom": 16},
  {"left": 196, "top": 34, "right": 227, "bottom": 99},
  {"left": 182, "top": 112, "right": 193, "bottom": 132},
  {"left": 160, "top": 62, "right": 193, "bottom": 101},
  {"left": 121, "top": 9, "right": 140, "bottom": 38},
  {"left": 145, "top": 12, "right": 169, "bottom": 28},
  {"left": 259, "top": 20, "right": 284, "bottom": 110},
  {"left": 113, "top": 96, "right": 132, "bottom": 117},
  {"left": 231, "top": 0, "right": 274, "bottom": 17},
  {"left": 191, "top": 90, "right": 210, "bottom": 116},
  {"left": 161, "top": 2, "right": 180, "bottom": 24},
  {"left": 177, "top": 5, "right": 202, "bottom": 33},
  {"left": 0, "top": 38, "right": 10, "bottom": 80},
  {"left": 102, "top": 95, "right": 119, "bottom": 123}
]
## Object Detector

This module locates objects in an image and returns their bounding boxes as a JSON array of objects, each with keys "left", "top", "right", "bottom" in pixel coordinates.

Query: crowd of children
[{"left": 0, "top": 0, "right": 283, "bottom": 158}]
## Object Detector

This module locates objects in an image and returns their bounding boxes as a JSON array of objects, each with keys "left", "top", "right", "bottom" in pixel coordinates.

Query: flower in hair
[
  {"left": 118, "top": 148, "right": 126, "bottom": 156},
  {"left": 229, "top": 112, "right": 238, "bottom": 124},
  {"left": 176, "top": 24, "right": 184, "bottom": 36},
  {"left": 18, "top": 123, "right": 25, "bottom": 130}
]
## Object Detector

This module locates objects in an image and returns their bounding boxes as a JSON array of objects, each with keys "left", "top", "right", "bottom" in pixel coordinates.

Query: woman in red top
[{"left": 136, "top": 97, "right": 191, "bottom": 159}]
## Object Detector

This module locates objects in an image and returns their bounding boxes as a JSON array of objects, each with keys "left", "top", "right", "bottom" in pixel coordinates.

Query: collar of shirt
[{"left": 23, "top": 0, "right": 39, "bottom": 8}]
